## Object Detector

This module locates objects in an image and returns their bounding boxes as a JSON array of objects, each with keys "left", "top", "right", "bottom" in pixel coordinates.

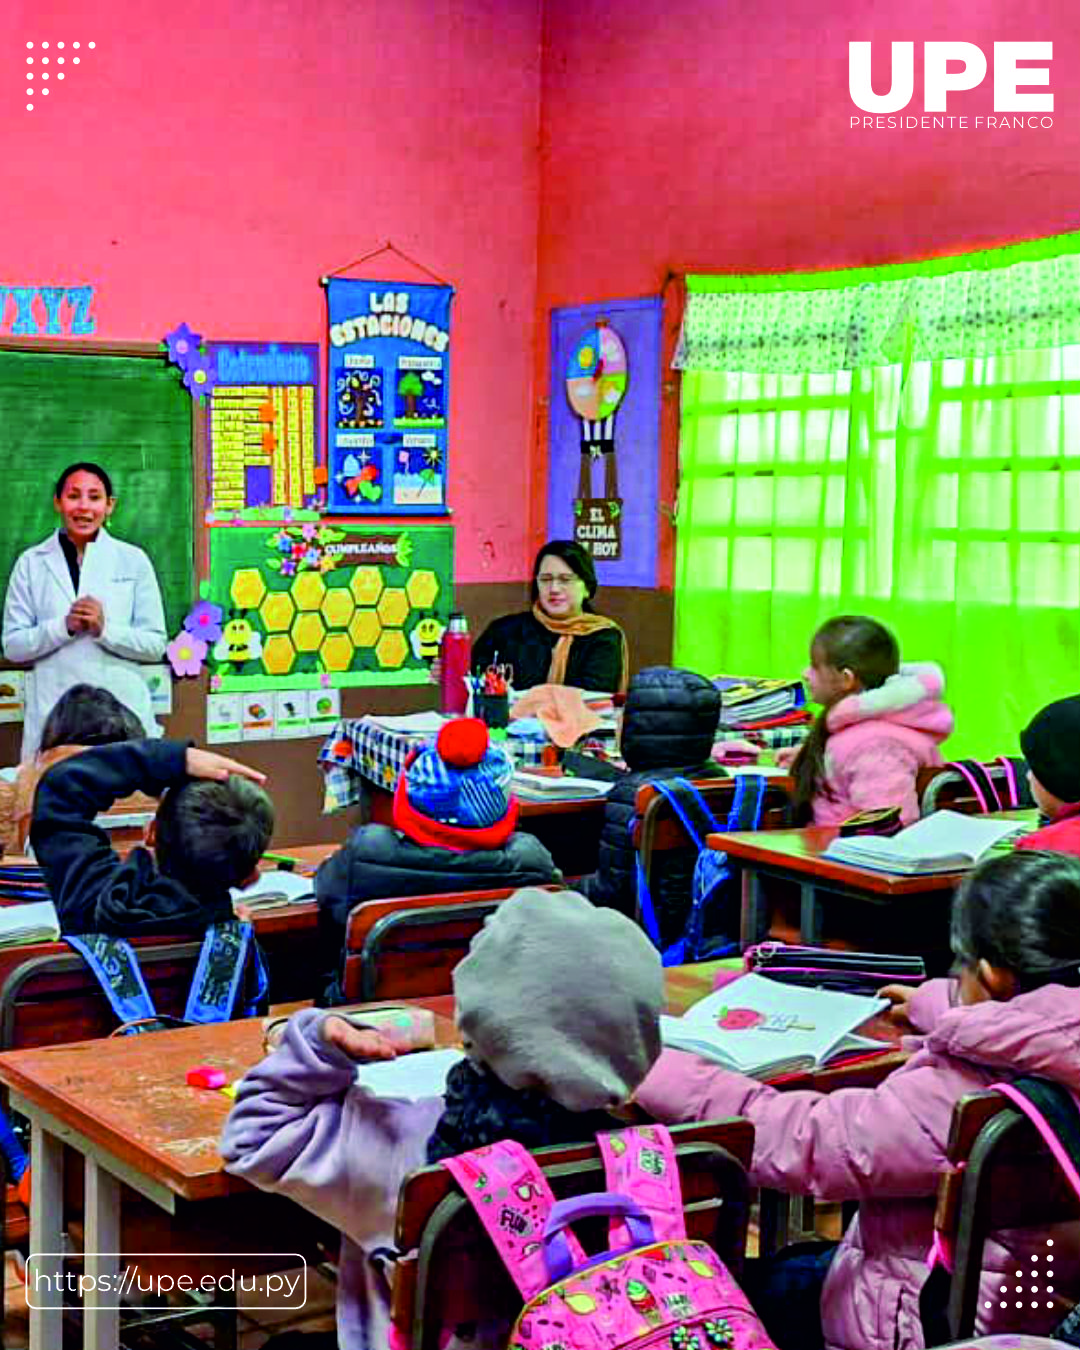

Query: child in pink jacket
[
  {"left": 220, "top": 888, "right": 664, "bottom": 1350},
  {"left": 789, "top": 615, "right": 953, "bottom": 826},
  {"left": 636, "top": 848, "right": 1080, "bottom": 1350}
]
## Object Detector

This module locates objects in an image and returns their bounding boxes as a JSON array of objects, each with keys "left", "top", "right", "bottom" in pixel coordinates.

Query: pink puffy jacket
[
  {"left": 812, "top": 663, "right": 954, "bottom": 826},
  {"left": 636, "top": 979, "right": 1080, "bottom": 1350}
]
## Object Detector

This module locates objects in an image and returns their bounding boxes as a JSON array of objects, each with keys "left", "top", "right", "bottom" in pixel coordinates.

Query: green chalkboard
[{"left": 0, "top": 349, "right": 194, "bottom": 636}]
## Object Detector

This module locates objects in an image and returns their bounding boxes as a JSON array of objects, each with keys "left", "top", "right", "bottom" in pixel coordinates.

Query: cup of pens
[{"left": 471, "top": 658, "right": 512, "bottom": 729}]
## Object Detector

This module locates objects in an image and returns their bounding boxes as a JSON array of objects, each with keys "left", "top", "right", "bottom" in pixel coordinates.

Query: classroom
[{"left": 2, "top": 1, "right": 1080, "bottom": 1348}]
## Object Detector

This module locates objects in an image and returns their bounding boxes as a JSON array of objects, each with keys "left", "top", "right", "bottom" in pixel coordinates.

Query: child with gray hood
[{"left": 220, "top": 887, "right": 664, "bottom": 1350}]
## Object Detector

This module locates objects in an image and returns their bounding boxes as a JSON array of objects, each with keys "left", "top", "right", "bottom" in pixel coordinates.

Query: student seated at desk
[
  {"left": 1016, "top": 694, "right": 1080, "bottom": 857},
  {"left": 636, "top": 849, "right": 1080, "bottom": 1350},
  {"left": 314, "top": 717, "right": 559, "bottom": 1004},
  {"left": 581, "top": 666, "right": 724, "bottom": 941},
  {"left": 2, "top": 682, "right": 144, "bottom": 855},
  {"left": 30, "top": 739, "right": 273, "bottom": 935},
  {"left": 221, "top": 888, "right": 664, "bottom": 1350},
  {"left": 787, "top": 614, "right": 953, "bottom": 827}
]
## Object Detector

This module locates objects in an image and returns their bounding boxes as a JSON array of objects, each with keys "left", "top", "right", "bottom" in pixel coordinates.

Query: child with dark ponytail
[{"left": 789, "top": 615, "right": 953, "bottom": 825}]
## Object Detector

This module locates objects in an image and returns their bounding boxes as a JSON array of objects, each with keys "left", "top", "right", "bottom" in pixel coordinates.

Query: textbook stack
[{"left": 712, "top": 675, "right": 808, "bottom": 730}]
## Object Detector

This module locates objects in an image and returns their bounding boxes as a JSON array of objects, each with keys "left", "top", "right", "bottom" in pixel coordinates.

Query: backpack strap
[
  {"left": 597, "top": 1124, "right": 685, "bottom": 1247},
  {"left": 633, "top": 779, "right": 717, "bottom": 955},
  {"left": 942, "top": 759, "right": 1004, "bottom": 814},
  {"left": 65, "top": 933, "right": 159, "bottom": 1029},
  {"left": 442, "top": 1138, "right": 584, "bottom": 1301},
  {"left": 994, "top": 755, "right": 1022, "bottom": 809},
  {"left": 990, "top": 1076, "right": 1080, "bottom": 1202},
  {"left": 724, "top": 772, "right": 769, "bottom": 833},
  {"left": 184, "top": 920, "right": 265, "bottom": 1024}
]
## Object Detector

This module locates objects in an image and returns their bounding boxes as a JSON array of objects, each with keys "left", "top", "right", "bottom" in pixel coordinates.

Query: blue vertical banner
[
  {"left": 325, "top": 278, "right": 453, "bottom": 515},
  {"left": 548, "top": 296, "right": 661, "bottom": 588}
]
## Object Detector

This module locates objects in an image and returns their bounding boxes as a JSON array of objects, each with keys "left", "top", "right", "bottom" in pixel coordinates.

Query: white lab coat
[{"left": 2, "top": 529, "right": 168, "bottom": 757}]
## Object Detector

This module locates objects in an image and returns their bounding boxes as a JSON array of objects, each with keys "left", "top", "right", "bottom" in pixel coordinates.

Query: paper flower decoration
[
  {"left": 167, "top": 631, "right": 208, "bottom": 678},
  {"left": 182, "top": 355, "right": 217, "bottom": 400},
  {"left": 182, "top": 600, "right": 223, "bottom": 645},
  {"left": 164, "top": 322, "right": 203, "bottom": 367}
]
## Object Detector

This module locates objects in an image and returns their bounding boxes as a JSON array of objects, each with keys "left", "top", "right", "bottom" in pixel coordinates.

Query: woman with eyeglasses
[{"left": 471, "top": 540, "right": 628, "bottom": 692}]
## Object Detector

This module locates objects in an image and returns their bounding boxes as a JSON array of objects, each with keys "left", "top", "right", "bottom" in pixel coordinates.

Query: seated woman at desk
[{"left": 472, "top": 539, "right": 628, "bottom": 692}]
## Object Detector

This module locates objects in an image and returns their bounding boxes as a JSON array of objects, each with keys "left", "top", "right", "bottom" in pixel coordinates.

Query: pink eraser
[{"left": 186, "top": 1065, "right": 228, "bottom": 1089}]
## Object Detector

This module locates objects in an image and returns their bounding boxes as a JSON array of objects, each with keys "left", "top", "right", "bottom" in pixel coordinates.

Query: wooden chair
[
  {"left": 917, "top": 762, "right": 1035, "bottom": 817},
  {"left": 342, "top": 885, "right": 563, "bottom": 1001},
  {"left": 391, "top": 1118, "right": 755, "bottom": 1350},
  {"left": 632, "top": 776, "right": 793, "bottom": 944},
  {"left": 931, "top": 1089, "right": 1080, "bottom": 1339},
  {"left": 0, "top": 934, "right": 267, "bottom": 1331},
  {"left": 634, "top": 776, "right": 793, "bottom": 875}
]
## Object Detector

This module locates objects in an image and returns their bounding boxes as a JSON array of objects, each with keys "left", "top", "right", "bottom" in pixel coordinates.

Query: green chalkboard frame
[{"left": 0, "top": 340, "right": 197, "bottom": 640}]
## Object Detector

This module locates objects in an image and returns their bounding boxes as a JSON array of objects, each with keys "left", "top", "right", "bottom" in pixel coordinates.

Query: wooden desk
[{"left": 711, "top": 809, "right": 1037, "bottom": 954}]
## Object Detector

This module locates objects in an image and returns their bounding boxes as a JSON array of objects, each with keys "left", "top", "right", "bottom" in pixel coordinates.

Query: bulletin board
[
  {"left": 0, "top": 346, "right": 195, "bottom": 635},
  {"left": 205, "top": 522, "right": 454, "bottom": 691}
]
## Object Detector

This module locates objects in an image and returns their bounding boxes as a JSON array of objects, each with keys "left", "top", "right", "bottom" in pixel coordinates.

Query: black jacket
[
  {"left": 472, "top": 611, "right": 623, "bottom": 692},
  {"left": 582, "top": 667, "right": 723, "bottom": 945},
  {"left": 315, "top": 825, "right": 559, "bottom": 1004},
  {"left": 30, "top": 740, "right": 235, "bottom": 937}
]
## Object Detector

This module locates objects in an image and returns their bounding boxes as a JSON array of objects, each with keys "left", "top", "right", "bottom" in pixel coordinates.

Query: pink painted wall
[
  {"left": 536, "top": 0, "right": 1080, "bottom": 585},
  {"left": 2, "top": 0, "right": 541, "bottom": 584}
]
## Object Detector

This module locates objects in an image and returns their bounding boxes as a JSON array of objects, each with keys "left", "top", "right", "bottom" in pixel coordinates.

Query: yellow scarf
[{"left": 531, "top": 603, "right": 629, "bottom": 693}]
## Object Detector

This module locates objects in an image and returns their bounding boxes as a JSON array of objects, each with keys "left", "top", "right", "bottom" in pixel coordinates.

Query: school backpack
[
  {"left": 65, "top": 919, "right": 268, "bottom": 1033},
  {"left": 443, "top": 1123, "right": 776, "bottom": 1350},
  {"left": 635, "top": 776, "right": 769, "bottom": 966},
  {"left": 920, "top": 1076, "right": 1080, "bottom": 1346},
  {"left": 927, "top": 757, "right": 1034, "bottom": 815}
]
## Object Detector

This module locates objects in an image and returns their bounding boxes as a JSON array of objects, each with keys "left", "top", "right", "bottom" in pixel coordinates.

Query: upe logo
[{"left": 849, "top": 41, "right": 1053, "bottom": 113}]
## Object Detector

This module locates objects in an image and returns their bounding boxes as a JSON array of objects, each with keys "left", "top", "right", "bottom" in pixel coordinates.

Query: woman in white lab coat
[{"left": 2, "top": 462, "right": 168, "bottom": 757}]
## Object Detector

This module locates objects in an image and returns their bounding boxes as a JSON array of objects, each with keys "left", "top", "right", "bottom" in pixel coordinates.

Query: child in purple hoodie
[
  {"left": 220, "top": 888, "right": 664, "bottom": 1350},
  {"left": 787, "top": 614, "right": 954, "bottom": 826}
]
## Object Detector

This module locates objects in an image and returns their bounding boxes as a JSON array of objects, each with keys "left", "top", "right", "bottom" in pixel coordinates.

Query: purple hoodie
[
  {"left": 813, "top": 662, "right": 954, "bottom": 826},
  {"left": 220, "top": 1009, "right": 443, "bottom": 1350},
  {"left": 636, "top": 979, "right": 1080, "bottom": 1350}
]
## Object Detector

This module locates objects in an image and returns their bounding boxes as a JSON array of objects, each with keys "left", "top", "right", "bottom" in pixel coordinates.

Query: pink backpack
[{"left": 442, "top": 1124, "right": 776, "bottom": 1350}]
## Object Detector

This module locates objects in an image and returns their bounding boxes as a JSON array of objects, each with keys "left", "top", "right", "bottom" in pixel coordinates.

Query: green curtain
[{"left": 674, "top": 234, "right": 1080, "bottom": 758}]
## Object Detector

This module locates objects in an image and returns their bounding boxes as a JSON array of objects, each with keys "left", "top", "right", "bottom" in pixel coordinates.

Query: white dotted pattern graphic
[
  {"left": 23, "top": 39, "right": 93, "bottom": 109},
  {"left": 984, "top": 1239, "right": 1055, "bottom": 1312}
]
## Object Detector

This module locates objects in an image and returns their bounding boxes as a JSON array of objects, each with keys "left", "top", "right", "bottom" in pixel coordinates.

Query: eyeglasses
[{"left": 537, "top": 572, "right": 582, "bottom": 589}]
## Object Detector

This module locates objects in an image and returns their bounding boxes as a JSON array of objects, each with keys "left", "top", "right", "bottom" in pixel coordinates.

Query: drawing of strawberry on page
[{"left": 715, "top": 1007, "right": 815, "bottom": 1033}]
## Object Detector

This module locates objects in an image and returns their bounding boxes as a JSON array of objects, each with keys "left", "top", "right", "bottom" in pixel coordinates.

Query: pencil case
[
  {"left": 740, "top": 942, "right": 926, "bottom": 994},
  {"left": 838, "top": 806, "right": 902, "bottom": 837},
  {"left": 263, "top": 1006, "right": 436, "bottom": 1055}
]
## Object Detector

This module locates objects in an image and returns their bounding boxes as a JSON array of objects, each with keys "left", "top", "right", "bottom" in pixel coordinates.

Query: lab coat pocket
[{"left": 102, "top": 575, "right": 137, "bottom": 623}]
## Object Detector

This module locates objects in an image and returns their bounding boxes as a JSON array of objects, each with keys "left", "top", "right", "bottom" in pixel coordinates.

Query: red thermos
[{"left": 439, "top": 612, "right": 471, "bottom": 715}]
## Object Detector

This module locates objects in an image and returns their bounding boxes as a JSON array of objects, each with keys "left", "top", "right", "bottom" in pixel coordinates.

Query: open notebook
[
  {"left": 511, "top": 771, "right": 615, "bottom": 802},
  {"left": 355, "top": 1047, "right": 465, "bottom": 1101},
  {"left": 0, "top": 899, "right": 60, "bottom": 948},
  {"left": 822, "top": 809, "right": 1029, "bottom": 875},
  {"left": 660, "top": 973, "right": 887, "bottom": 1080},
  {"left": 230, "top": 869, "right": 315, "bottom": 911}
]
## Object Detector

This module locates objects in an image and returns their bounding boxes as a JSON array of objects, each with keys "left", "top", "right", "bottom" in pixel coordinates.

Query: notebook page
[
  {"left": 661, "top": 974, "right": 886, "bottom": 1075},
  {"left": 231, "top": 870, "right": 315, "bottom": 906},
  {"left": 834, "top": 810, "right": 1026, "bottom": 863},
  {"left": 355, "top": 1047, "right": 465, "bottom": 1101}
]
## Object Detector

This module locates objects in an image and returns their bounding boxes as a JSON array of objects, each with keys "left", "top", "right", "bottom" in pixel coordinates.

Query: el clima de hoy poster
[{"left": 325, "top": 279, "right": 452, "bottom": 515}]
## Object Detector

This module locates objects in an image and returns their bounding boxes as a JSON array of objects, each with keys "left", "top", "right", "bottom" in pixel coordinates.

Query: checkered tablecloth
[
  {"left": 715, "top": 725, "right": 810, "bottom": 751},
  {"left": 317, "top": 717, "right": 552, "bottom": 813}
]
